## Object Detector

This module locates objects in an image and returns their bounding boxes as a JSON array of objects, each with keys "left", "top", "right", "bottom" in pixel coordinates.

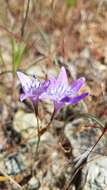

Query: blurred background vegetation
[{"left": 0, "top": 0, "right": 107, "bottom": 189}]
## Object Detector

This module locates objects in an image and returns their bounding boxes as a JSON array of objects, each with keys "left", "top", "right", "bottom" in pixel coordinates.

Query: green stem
[
  {"left": 46, "top": 110, "right": 55, "bottom": 129},
  {"left": 87, "top": 126, "right": 107, "bottom": 158},
  {"left": 33, "top": 104, "right": 40, "bottom": 155},
  {"left": 36, "top": 113, "right": 40, "bottom": 155},
  {"left": 39, "top": 110, "right": 55, "bottom": 136}
]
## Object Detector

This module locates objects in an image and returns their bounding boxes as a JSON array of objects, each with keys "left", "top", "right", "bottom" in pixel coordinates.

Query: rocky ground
[{"left": 0, "top": 0, "right": 107, "bottom": 189}]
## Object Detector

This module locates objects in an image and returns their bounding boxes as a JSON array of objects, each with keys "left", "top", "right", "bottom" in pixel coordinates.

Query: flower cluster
[
  {"left": 17, "top": 67, "right": 89, "bottom": 112},
  {"left": 17, "top": 71, "right": 49, "bottom": 105}
]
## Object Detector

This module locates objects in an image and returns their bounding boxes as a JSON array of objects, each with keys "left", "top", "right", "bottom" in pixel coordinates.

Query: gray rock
[
  {"left": 28, "top": 177, "right": 40, "bottom": 190},
  {"left": 5, "top": 153, "right": 26, "bottom": 175},
  {"left": 13, "top": 110, "right": 45, "bottom": 139},
  {"left": 84, "top": 157, "right": 107, "bottom": 190},
  {"left": 65, "top": 119, "right": 107, "bottom": 190}
]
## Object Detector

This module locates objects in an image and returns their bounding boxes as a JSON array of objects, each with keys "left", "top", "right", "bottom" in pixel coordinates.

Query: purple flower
[
  {"left": 17, "top": 71, "right": 49, "bottom": 105},
  {"left": 40, "top": 67, "right": 89, "bottom": 112}
]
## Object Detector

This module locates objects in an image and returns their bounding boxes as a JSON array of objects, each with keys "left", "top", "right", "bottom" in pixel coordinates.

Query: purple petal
[
  {"left": 39, "top": 93, "right": 50, "bottom": 100},
  {"left": 17, "top": 71, "right": 31, "bottom": 92},
  {"left": 68, "top": 77, "right": 85, "bottom": 95},
  {"left": 61, "top": 93, "right": 89, "bottom": 104},
  {"left": 20, "top": 93, "right": 35, "bottom": 101},
  {"left": 20, "top": 93, "right": 38, "bottom": 104},
  {"left": 20, "top": 93, "right": 28, "bottom": 101},
  {"left": 17, "top": 71, "right": 31, "bottom": 84},
  {"left": 57, "top": 67, "right": 68, "bottom": 87},
  {"left": 42, "top": 80, "right": 50, "bottom": 91},
  {"left": 38, "top": 80, "right": 50, "bottom": 100},
  {"left": 54, "top": 101, "right": 65, "bottom": 113}
]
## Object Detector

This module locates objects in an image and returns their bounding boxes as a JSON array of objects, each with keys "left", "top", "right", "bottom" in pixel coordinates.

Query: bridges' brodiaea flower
[
  {"left": 40, "top": 67, "right": 89, "bottom": 112},
  {"left": 17, "top": 71, "right": 49, "bottom": 104}
]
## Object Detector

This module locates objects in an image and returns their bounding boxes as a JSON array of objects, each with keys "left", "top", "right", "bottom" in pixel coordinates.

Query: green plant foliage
[
  {"left": 75, "top": 112, "right": 104, "bottom": 129},
  {"left": 11, "top": 38, "right": 26, "bottom": 74},
  {"left": 66, "top": 0, "right": 77, "bottom": 7}
]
